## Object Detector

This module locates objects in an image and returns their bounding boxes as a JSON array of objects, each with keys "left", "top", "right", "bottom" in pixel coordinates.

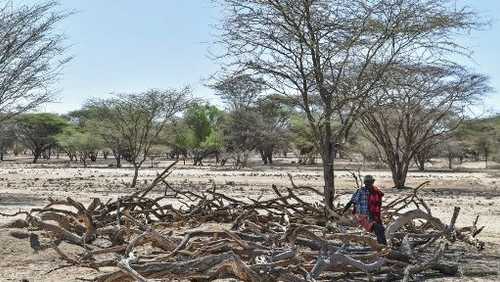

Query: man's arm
[
  {"left": 342, "top": 201, "right": 353, "bottom": 215},
  {"left": 342, "top": 190, "right": 359, "bottom": 215}
]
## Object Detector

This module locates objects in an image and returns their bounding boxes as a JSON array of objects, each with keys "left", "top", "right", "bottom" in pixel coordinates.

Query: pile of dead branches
[{"left": 0, "top": 165, "right": 488, "bottom": 281}]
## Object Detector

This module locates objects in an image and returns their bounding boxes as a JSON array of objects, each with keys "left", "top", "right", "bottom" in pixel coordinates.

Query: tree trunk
[
  {"left": 115, "top": 155, "right": 122, "bottom": 168},
  {"left": 390, "top": 160, "right": 408, "bottom": 189},
  {"left": 242, "top": 152, "right": 249, "bottom": 167},
  {"left": 193, "top": 154, "right": 203, "bottom": 166},
  {"left": 131, "top": 165, "right": 139, "bottom": 188},
  {"left": 308, "top": 156, "right": 316, "bottom": 165},
  {"left": 267, "top": 151, "right": 273, "bottom": 165},
  {"left": 416, "top": 156, "right": 425, "bottom": 171},
  {"left": 473, "top": 152, "right": 479, "bottom": 161},
  {"left": 235, "top": 154, "right": 241, "bottom": 168},
  {"left": 484, "top": 151, "right": 488, "bottom": 169},
  {"left": 33, "top": 149, "right": 42, "bottom": 163},
  {"left": 259, "top": 150, "right": 267, "bottom": 165},
  {"left": 321, "top": 137, "right": 335, "bottom": 210}
]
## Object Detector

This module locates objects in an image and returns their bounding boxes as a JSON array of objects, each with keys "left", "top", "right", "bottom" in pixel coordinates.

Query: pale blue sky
[{"left": 38, "top": 0, "right": 499, "bottom": 114}]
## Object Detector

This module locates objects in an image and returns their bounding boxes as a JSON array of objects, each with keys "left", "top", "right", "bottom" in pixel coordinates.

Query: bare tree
[
  {"left": 89, "top": 88, "right": 192, "bottom": 187},
  {"left": 361, "top": 65, "right": 489, "bottom": 188},
  {"left": 0, "top": 1, "right": 71, "bottom": 123},
  {"left": 214, "top": 0, "right": 481, "bottom": 208}
]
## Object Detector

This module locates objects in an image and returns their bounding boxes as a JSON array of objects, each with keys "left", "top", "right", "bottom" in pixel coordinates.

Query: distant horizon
[{"left": 31, "top": 0, "right": 500, "bottom": 116}]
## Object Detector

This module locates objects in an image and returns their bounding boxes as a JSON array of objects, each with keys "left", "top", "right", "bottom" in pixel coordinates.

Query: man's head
[{"left": 363, "top": 175, "right": 375, "bottom": 186}]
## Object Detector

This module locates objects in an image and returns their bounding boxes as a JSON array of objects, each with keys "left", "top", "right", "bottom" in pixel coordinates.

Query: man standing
[{"left": 342, "top": 175, "right": 387, "bottom": 245}]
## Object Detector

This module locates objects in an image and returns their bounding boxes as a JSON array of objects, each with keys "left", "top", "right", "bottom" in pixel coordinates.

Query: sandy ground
[{"left": 0, "top": 157, "right": 499, "bottom": 281}]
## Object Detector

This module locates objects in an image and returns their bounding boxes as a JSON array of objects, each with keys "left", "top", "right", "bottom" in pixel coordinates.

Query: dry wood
[{"left": 0, "top": 170, "right": 491, "bottom": 281}]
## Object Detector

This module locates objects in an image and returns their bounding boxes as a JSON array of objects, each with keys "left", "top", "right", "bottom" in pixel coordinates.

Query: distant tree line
[{"left": 0, "top": 94, "right": 498, "bottom": 186}]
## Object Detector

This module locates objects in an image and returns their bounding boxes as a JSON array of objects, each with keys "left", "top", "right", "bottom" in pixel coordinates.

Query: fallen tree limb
[{"left": 1, "top": 177, "right": 491, "bottom": 282}]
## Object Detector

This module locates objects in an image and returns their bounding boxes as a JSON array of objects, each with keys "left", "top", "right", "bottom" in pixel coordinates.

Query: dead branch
[{"left": 1, "top": 178, "right": 490, "bottom": 281}]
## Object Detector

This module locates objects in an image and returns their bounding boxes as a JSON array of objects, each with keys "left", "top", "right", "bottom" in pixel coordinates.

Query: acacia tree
[
  {"left": 289, "top": 114, "right": 318, "bottom": 165},
  {"left": 68, "top": 107, "right": 127, "bottom": 168},
  {"left": 56, "top": 126, "right": 104, "bottom": 167},
  {"left": 15, "top": 113, "right": 68, "bottom": 163},
  {"left": 413, "top": 142, "right": 436, "bottom": 171},
  {"left": 223, "top": 110, "right": 261, "bottom": 168},
  {"left": 254, "top": 96, "right": 291, "bottom": 165},
  {"left": 215, "top": 0, "right": 480, "bottom": 208},
  {"left": 182, "top": 104, "right": 224, "bottom": 166},
  {"left": 89, "top": 88, "right": 192, "bottom": 187},
  {"left": 167, "top": 119, "right": 191, "bottom": 164},
  {"left": 211, "top": 74, "right": 265, "bottom": 111},
  {"left": 211, "top": 74, "right": 264, "bottom": 167},
  {"left": 479, "top": 125, "right": 498, "bottom": 168},
  {"left": 438, "top": 135, "right": 466, "bottom": 169},
  {"left": 458, "top": 118, "right": 498, "bottom": 169},
  {"left": 361, "top": 65, "right": 489, "bottom": 188},
  {"left": 0, "top": 1, "right": 71, "bottom": 123}
]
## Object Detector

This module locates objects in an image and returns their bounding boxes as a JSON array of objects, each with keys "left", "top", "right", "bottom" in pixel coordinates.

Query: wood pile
[{"left": 0, "top": 165, "right": 489, "bottom": 281}]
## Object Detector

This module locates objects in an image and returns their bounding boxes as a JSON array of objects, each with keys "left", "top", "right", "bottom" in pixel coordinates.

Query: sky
[
  {"left": 40, "top": 0, "right": 222, "bottom": 113},
  {"left": 35, "top": 0, "right": 500, "bottom": 115}
]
